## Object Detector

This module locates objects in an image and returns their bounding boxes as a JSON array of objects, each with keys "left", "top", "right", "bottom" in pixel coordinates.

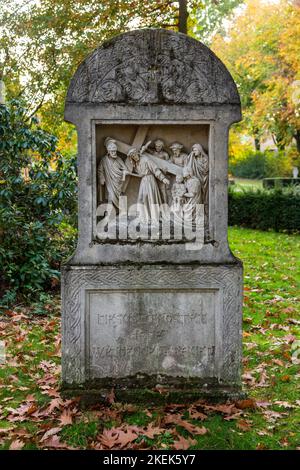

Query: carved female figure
[{"left": 185, "top": 143, "right": 208, "bottom": 206}]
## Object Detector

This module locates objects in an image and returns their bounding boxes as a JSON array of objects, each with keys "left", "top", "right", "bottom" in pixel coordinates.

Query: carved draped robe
[
  {"left": 98, "top": 154, "right": 128, "bottom": 208},
  {"left": 134, "top": 155, "right": 166, "bottom": 222},
  {"left": 186, "top": 153, "right": 209, "bottom": 205}
]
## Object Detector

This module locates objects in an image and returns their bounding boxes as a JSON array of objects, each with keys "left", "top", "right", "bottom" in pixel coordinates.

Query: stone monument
[{"left": 62, "top": 29, "right": 243, "bottom": 400}]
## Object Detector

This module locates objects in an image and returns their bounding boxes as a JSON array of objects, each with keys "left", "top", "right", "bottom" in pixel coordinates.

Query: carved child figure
[{"left": 171, "top": 174, "right": 186, "bottom": 207}]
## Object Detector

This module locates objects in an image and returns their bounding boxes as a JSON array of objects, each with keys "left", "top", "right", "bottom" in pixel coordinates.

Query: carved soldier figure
[
  {"left": 169, "top": 142, "right": 188, "bottom": 167},
  {"left": 151, "top": 139, "right": 170, "bottom": 160},
  {"left": 97, "top": 137, "right": 128, "bottom": 209},
  {"left": 126, "top": 144, "right": 170, "bottom": 222}
]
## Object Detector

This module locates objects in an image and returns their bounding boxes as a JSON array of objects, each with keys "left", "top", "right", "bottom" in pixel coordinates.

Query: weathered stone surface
[
  {"left": 62, "top": 264, "right": 243, "bottom": 390},
  {"left": 62, "top": 29, "right": 243, "bottom": 399},
  {"left": 66, "top": 29, "right": 240, "bottom": 106}
]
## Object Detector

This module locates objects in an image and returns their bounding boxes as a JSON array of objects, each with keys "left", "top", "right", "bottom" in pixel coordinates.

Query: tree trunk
[
  {"left": 294, "top": 130, "right": 300, "bottom": 154},
  {"left": 179, "top": 0, "right": 188, "bottom": 34},
  {"left": 254, "top": 136, "right": 260, "bottom": 152}
]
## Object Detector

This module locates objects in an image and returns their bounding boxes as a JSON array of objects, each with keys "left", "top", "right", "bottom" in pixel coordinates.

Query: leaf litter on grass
[{"left": 0, "top": 228, "right": 299, "bottom": 449}]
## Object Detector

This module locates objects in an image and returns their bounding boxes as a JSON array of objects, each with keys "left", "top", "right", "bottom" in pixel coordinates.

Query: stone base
[
  {"left": 62, "top": 263, "right": 243, "bottom": 399},
  {"left": 62, "top": 385, "right": 246, "bottom": 407}
]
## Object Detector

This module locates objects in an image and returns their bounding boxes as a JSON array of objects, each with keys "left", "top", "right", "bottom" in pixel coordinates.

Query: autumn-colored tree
[
  {"left": 0, "top": 1, "right": 242, "bottom": 152},
  {"left": 212, "top": 0, "right": 300, "bottom": 154}
]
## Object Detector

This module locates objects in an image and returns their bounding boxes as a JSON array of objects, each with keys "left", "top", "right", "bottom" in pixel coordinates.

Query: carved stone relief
[
  {"left": 66, "top": 30, "right": 240, "bottom": 105},
  {"left": 96, "top": 127, "right": 209, "bottom": 239}
]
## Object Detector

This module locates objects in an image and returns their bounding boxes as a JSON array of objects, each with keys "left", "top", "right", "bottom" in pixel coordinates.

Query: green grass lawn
[{"left": 0, "top": 227, "right": 299, "bottom": 450}]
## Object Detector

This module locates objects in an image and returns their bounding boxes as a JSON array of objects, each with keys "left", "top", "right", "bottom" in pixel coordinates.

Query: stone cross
[{"left": 113, "top": 126, "right": 183, "bottom": 177}]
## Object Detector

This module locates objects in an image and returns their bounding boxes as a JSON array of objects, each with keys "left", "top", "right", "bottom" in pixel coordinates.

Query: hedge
[{"left": 228, "top": 187, "right": 300, "bottom": 233}]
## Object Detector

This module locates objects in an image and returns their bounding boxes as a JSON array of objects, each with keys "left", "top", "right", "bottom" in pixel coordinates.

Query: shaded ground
[{"left": 0, "top": 227, "right": 299, "bottom": 450}]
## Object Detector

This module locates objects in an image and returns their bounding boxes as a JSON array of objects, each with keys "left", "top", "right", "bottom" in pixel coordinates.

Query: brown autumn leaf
[
  {"left": 59, "top": 408, "right": 73, "bottom": 426},
  {"left": 40, "top": 427, "right": 62, "bottom": 443},
  {"left": 256, "top": 401, "right": 272, "bottom": 408},
  {"left": 263, "top": 410, "right": 288, "bottom": 422},
  {"left": 236, "top": 420, "right": 252, "bottom": 432},
  {"left": 42, "top": 388, "right": 60, "bottom": 398},
  {"left": 257, "top": 369, "right": 268, "bottom": 387},
  {"left": 0, "top": 426, "right": 15, "bottom": 435},
  {"left": 25, "top": 394, "right": 36, "bottom": 402},
  {"left": 142, "top": 423, "right": 165, "bottom": 439},
  {"left": 273, "top": 358, "right": 284, "bottom": 366},
  {"left": 7, "top": 402, "right": 37, "bottom": 420},
  {"left": 12, "top": 428, "right": 32, "bottom": 439},
  {"left": 115, "top": 428, "right": 139, "bottom": 448},
  {"left": 283, "top": 334, "right": 296, "bottom": 344},
  {"left": 235, "top": 399, "right": 256, "bottom": 410},
  {"left": 223, "top": 412, "right": 243, "bottom": 421},
  {"left": 282, "top": 307, "right": 296, "bottom": 314},
  {"left": 9, "top": 439, "right": 25, "bottom": 450},
  {"left": 281, "top": 375, "right": 291, "bottom": 382},
  {"left": 188, "top": 407, "right": 208, "bottom": 421},
  {"left": 40, "top": 435, "right": 69, "bottom": 449},
  {"left": 98, "top": 429, "right": 120, "bottom": 449},
  {"left": 173, "top": 435, "right": 197, "bottom": 450},
  {"left": 204, "top": 403, "right": 238, "bottom": 415},
  {"left": 47, "top": 397, "right": 64, "bottom": 414},
  {"left": 106, "top": 388, "right": 115, "bottom": 405},
  {"left": 242, "top": 371, "right": 256, "bottom": 386},
  {"left": 164, "top": 414, "right": 207, "bottom": 435}
]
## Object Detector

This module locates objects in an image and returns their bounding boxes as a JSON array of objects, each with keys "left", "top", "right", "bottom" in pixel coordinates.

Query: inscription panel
[{"left": 87, "top": 289, "right": 219, "bottom": 378}]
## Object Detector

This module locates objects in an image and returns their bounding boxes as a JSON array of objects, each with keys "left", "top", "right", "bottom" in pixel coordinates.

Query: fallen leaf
[
  {"left": 40, "top": 427, "right": 62, "bottom": 442},
  {"left": 281, "top": 375, "right": 291, "bottom": 382},
  {"left": 41, "top": 435, "right": 68, "bottom": 449},
  {"left": 9, "top": 439, "right": 24, "bottom": 450},
  {"left": 273, "top": 359, "right": 284, "bottom": 366},
  {"left": 236, "top": 420, "right": 252, "bottom": 431},
  {"left": 142, "top": 423, "right": 165, "bottom": 439},
  {"left": 164, "top": 414, "right": 207, "bottom": 435},
  {"left": 235, "top": 399, "right": 256, "bottom": 410},
  {"left": 115, "top": 428, "right": 139, "bottom": 448},
  {"left": 188, "top": 407, "right": 207, "bottom": 421},
  {"left": 283, "top": 334, "right": 296, "bottom": 344},
  {"left": 59, "top": 408, "right": 73, "bottom": 426},
  {"left": 173, "top": 435, "right": 197, "bottom": 450},
  {"left": 106, "top": 389, "right": 115, "bottom": 405},
  {"left": 47, "top": 397, "right": 64, "bottom": 413},
  {"left": 98, "top": 429, "right": 120, "bottom": 449}
]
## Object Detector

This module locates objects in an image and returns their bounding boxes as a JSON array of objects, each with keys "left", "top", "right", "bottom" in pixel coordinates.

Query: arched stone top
[{"left": 66, "top": 29, "right": 240, "bottom": 106}]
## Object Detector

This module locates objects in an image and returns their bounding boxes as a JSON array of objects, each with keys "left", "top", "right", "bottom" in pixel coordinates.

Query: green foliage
[
  {"left": 229, "top": 150, "right": 293, "bottom": 179},
  {"left": 191, "top": 0, "right": 242, "bottom": 43},
  {"left": 211, "top": 0, "right": 300, "bottom": 154},
  {"left": 229, "top": 186, "right": 300, "bottom": 232},
  {"left": 0, "top": 0, "right": 244, "bottom": 146},
  {"left": 0, "top": 100, "right": 77, "bottom": 303}
]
